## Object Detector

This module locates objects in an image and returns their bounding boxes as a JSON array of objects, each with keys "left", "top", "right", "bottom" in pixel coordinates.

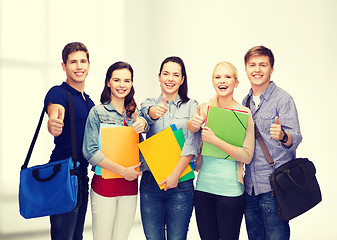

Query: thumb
[
  {"left": 196, "top": 105, "right": 201, "bottom": 116},
  {"left": 133, "top": 162, "right": 141, "bottom": 169},
  {"left": 275, "top": 116, "right": 280, "bottom": 125},
  {"left": 133, "top": 109, "right": 138, "bottom": 122},
  {"left": 57, "top": 108, "right": 63, "bottom": 120}
]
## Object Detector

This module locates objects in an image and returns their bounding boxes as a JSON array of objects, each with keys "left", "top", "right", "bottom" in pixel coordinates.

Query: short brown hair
[
  {"left": 62, "top": 42, "right": 89, "bottom": 65},
  {"left": 244, "top": 46, "right": 274, "bottom": 67}
]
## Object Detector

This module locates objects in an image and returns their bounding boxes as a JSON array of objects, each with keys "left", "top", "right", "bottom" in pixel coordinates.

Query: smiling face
[
  {"left": 212, "top": 63, "right": 238, "bottom": 98},
  {"left": 108, "top": 68, "right": 133, "bottom": 101},
  {"left": 158, "top": 61, "right": 184, "bottom": 100},
  {"left": 62, "top": 51, "right": 90, "bottom": 86},
  {"left": 245, "top": 55, "right": 274, "bottom": 93}
]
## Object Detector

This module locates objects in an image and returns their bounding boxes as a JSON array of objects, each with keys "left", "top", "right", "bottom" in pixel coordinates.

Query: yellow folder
[
  {"left": 100, "top": 126, "right": 139, "bottom": 179},
  {"left": 138, "top": 125, "right": 192, "bottom": 189}
]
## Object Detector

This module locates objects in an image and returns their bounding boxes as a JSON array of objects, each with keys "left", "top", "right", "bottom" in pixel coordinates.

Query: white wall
[{"left": 1, "top": 0, "right": 336, "bottom": 238}]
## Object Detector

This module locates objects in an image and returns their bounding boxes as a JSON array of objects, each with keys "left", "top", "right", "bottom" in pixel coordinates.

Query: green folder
[
  {"left": 172, "top": 127, "right": 195, "bottom": 182},
  {"left": 201, "top": 106, "right": 248, "bottom": 160}
]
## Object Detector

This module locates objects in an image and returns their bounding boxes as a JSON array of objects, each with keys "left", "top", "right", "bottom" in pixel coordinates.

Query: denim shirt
[
  {"left": 82, "top": 102, "right": 148, "bottom": 168},
  {"left": 243, "top": 82, "right": 302, "bottom": 195},
  {"left": 140, "top": 95, "right": 201, "bottom": 172}
]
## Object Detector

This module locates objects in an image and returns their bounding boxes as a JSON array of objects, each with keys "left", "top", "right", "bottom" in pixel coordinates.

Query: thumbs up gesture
[
  {"left": 270, "top": 116, "right": 283, "bottom": 141},
  {"left": 47, "top": 106, "right": 64, "bottom": 137},
  {"left": 132, "top": 109, "right": 146, "bottom": 134},
  {"left": 156, "top": 95, "right": 169, "bottom": 118},
  {"left": 190, "top": 105, "right": 205, "bottom": 130},
  {"left": 150, "top": 95, "right": 168, "bottom": 119}
]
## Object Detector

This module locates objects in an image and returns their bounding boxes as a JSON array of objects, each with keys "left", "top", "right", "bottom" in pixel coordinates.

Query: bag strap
[
  {"left": 245, "top": 95, "right": 275, "bottom": 169},
  {"left": 67, "top": 91, "right": 77, "bottom": 169},
  {"left": 21, "top": 90, "right": 77, "bottom": 170}
]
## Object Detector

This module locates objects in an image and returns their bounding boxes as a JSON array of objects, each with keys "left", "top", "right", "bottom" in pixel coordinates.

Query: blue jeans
[
  {"left": 244, "top": 191, "right": 290, "bottom": 240},
  {"left": 140, "top": 171, "right": 194, "bottom": 240},
  {"left": 50, "top": 175, "right": 89, "bottom": 240}
]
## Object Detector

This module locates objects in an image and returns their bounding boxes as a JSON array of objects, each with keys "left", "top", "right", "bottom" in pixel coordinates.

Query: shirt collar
[
  {"left": 261, "top": 81, "right": 276, "bottom": 100},
  {"left": 103, "top": 102, "right": 117, "bottom": 112},
  {"left": 249, "top": 81, "right": 276, "bottom": 101},
  {"left": 61, "top": 82, "right": 90, "bottom": 98}
]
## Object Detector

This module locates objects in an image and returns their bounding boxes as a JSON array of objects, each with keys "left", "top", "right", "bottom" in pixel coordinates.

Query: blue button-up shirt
[
  {"left": 243, "top": 82, "right": 302, "bottom": 195},
  {"left": 140, "top": 95, "right": 201, "bottom": 171}
]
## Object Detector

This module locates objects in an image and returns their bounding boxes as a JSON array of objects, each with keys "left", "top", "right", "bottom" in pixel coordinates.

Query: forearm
[
  {"left": 97, "top": 157, "right": 125, "bottom": 176},
  {"left": 210, "top": 136, "right": 239, "bottom": 160},
  {"left": 170, "top": 155, "right": 193, "bottom": 179}
]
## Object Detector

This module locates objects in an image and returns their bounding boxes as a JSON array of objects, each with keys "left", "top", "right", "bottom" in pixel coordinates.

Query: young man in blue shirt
[
  {"left": 44, "top": 42, "right": 95, "bottom": 240},
  {"left": 243, "top": 46, "right": 302, "bottom": 240}
]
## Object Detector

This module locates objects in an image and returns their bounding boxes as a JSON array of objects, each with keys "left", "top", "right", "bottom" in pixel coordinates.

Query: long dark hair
[
  {"left": 159, "top": 56, "right": 190, "bottom": 107},
  {"left": 100, "top": 61, "right": 136, "bottom": 118}
]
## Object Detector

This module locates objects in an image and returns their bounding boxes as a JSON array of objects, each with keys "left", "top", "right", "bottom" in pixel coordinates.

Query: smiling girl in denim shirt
[
  {"left": 83, "top": 62, "right": 147, "bottom": 240},
  {"left": 140, "top": 56, "right": 200, "bottom": 240}
]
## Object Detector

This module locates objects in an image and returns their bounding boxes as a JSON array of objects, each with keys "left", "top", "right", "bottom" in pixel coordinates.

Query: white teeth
[{"left": 219, "top": 86, "right": 228, "bottom": 90}]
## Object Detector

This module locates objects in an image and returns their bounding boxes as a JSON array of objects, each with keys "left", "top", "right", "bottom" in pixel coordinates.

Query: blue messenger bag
[{"left": 19, "top": 91, "right": 79, "bottom": 219}]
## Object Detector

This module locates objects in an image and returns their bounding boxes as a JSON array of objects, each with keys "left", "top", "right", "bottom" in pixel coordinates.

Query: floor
[{"left": 1, "top": 214, "right": 208, "bottom": 240}]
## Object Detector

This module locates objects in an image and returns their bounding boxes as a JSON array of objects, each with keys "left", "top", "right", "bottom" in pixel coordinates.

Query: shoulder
[
  {"left": 186, "top": 98, "right": 198, "bottom": 106},
  {"left": 141, "top": 97, "right": 158, "bottom": 107},
  {"left": 272, "top": 85, "right": 296, "bottom": 106},
  {"left": 46, "top": 85, "right": 67, "bottom": 97},
  {"left": 179, "top": 98, "right": 198, "bottom": 111},
  {"left": 44, "top": 85, "right": 68, "bottom": 108}
]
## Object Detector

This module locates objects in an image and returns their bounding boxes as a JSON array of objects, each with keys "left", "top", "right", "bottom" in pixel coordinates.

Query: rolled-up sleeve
[
  {"left": 181, "top": 100, "right": 201, "bottom": 160},
  {"left": 140, "top": 98, "right": 157, "bottom": 126},
  {"left": 82, "top": 108, "right": 105, "bottom": 166},
  {"left": 279, "top": 95, "right": 302, "bottom": 151}
]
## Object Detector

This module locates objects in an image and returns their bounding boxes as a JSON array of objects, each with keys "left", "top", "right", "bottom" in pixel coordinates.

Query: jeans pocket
[{"left": 176, "top": 180, "right": 194, "bottom": 192}]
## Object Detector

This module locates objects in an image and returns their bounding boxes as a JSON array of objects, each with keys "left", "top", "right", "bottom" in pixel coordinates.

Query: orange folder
[
  {"left": 100, "top": 126, "right": 139, "bottom": 179},
  {"left": 138, "top": 126, "right": 192, "bottom": 189}
]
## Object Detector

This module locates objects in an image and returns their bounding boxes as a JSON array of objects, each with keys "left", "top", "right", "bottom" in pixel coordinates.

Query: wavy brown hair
[{"left": 100, "top": 62, "right": 136, "bottom": 118}]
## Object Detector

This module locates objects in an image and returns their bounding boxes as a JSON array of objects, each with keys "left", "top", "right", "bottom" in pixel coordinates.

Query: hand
[
  {"left": 159, "top": 173, "right": 179, "bottom": 191},
  {"left": 155, "top": 95, "right": 168, "bottom": 119},
  {"left": 201, "top": 126, "right": 216, "bottom": 144},
  {"left": 132, "top": 109, "right": 146, "bottom": 133},
  {"left": 190, "top": 105, "right": 205, "bottom": 130},
  {"left": 270, "top": 116, "right": 284, "bottom": 141},
  {"left": 121, "top": 162, "right": 142, "bottom": 181},
  {"left": 48, "top": 108, "right": 64, "bottom": 137}
]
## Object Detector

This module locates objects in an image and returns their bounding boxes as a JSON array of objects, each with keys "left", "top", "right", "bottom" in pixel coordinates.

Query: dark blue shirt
[{"left": 44, "top": 82, "right": 95, "bottom": 176}]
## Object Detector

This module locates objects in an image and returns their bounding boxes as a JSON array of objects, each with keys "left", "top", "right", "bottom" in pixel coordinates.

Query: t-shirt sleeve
[{"left": 44, "top": 86, "right": 68, "bottom": 113}]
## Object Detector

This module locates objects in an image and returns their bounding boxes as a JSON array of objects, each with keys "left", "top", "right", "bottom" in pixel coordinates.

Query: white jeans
[{"left": 90, "top": 189, "right": 137, "bottom": 240}]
